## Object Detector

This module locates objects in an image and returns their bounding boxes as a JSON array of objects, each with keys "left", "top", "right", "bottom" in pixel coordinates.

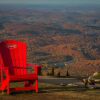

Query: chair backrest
[{"left": 0, "top": 40, "right": 27, "bottom": 75}]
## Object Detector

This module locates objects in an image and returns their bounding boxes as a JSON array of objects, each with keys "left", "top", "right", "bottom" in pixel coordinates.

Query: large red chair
[{"left": 0, "top": 40, "right": 41, "bottom": 94}]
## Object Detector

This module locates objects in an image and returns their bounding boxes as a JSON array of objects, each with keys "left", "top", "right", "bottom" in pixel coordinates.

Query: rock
[{"left": 93, "top": 72, "right": 100, "bottom": 79}]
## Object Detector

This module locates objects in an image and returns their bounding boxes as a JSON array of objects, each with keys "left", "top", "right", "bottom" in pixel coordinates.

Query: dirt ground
[{"left": 0, "top": 83, "right": 100, "bottom": 100}]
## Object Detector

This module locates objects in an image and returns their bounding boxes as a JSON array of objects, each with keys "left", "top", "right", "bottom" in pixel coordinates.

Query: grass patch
[{"left": 0, "top": 83, "right": 100, "bottom": 100}]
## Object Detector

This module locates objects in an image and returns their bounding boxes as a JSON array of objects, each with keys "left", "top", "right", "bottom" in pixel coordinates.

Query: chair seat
[{"left": 10, "top": 73, "right": 38, "bottom": 82}]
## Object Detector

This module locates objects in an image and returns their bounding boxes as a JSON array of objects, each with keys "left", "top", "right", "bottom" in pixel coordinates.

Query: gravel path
[{"left": 39, "top": 76, "right": 80, "bottom": 85}]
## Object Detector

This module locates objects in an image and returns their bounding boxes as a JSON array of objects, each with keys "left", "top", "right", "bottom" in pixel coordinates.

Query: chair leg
[
  {"left": 35, "top": 79, "right": 38, "bottom": 93},
  {"left": 7, "top": 82, "right": 10, "bottom": 94},
  {"left": 0, "top": 87, "right": 4, "bottom": 94}
]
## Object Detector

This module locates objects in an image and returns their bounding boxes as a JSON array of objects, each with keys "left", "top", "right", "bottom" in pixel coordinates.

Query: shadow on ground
[{"left": 8, "top": 85, "right": 100, "bottom": 95}]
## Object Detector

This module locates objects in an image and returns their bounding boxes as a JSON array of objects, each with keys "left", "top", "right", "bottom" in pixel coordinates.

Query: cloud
[{"left": 0, "top": 0, "right": 100, "bottom": 5}]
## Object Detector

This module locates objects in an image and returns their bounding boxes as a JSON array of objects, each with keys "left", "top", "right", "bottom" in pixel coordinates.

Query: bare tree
[{"left": 64, "top": 63, "right": 70, "bottom": 77}]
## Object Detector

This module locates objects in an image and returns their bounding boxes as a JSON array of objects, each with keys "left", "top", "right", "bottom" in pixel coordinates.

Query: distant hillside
[{"left": 0, "top": 5, "right": 100, "bottom": 75}]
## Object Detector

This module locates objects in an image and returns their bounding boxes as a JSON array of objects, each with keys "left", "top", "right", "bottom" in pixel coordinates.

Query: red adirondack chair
[{"left": 0, "top": 40, "right": 41, "bottom": 94}]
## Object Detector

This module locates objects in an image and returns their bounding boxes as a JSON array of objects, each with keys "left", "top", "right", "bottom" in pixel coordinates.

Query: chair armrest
[
  {"left": 27, "top": 63, "right": 34, "bottom": 66},
  {"left": 27, "top": 63, "right": 42, "bottom": 75}
]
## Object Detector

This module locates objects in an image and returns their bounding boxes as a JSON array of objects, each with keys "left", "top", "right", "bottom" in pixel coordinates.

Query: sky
[{"left": 0, "top": 0, "right": 100, "bottom": 5}]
